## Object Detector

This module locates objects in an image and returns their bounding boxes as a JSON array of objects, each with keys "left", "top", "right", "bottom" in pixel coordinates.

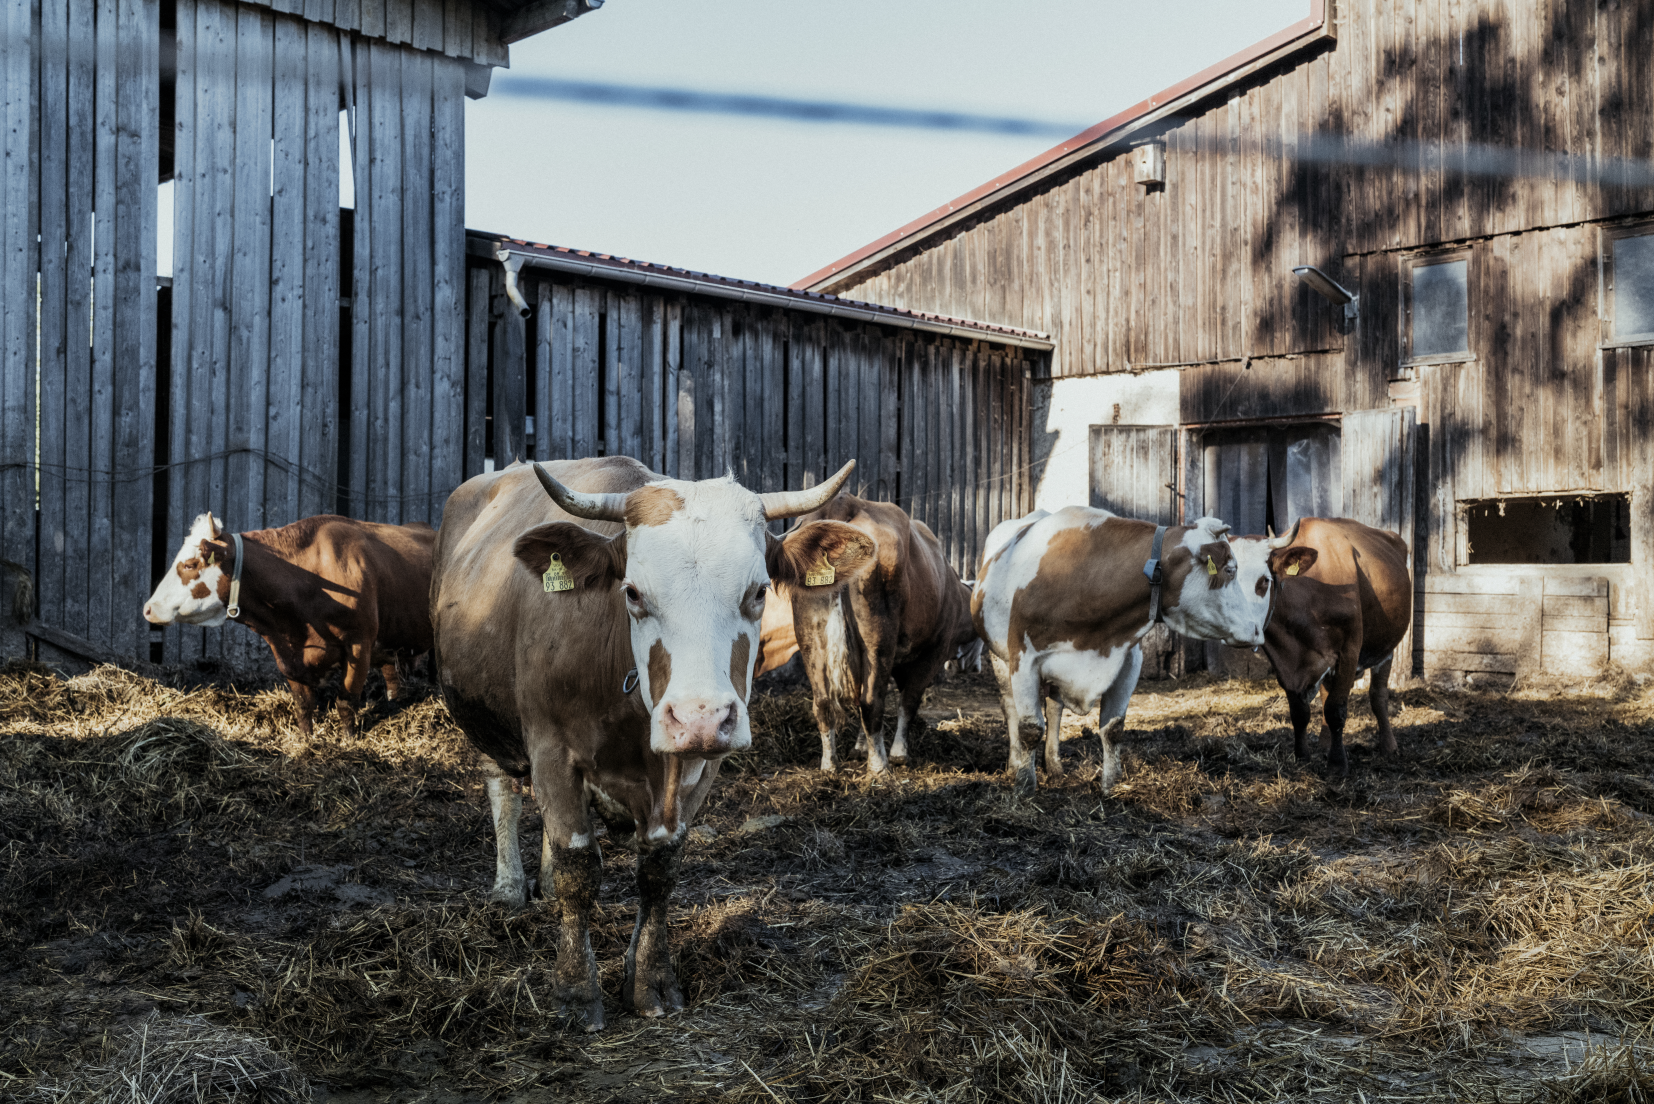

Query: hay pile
[
  {"left": 34, "top": 1012, "right": 308, "bottom": 1104},
  {"left": 2, "top": 659, "right": 1653, "bottom": 1101}
]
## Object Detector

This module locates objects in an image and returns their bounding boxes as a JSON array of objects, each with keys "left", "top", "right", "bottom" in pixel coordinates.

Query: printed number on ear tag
[
  {"left": 804, "top": 555, "right": 836, "bottom": 587},
  {"left": 1285, "top": 563, "right": 1300, "bottom": 576},
  {"left": 543, "top": 553, "right": 574, "bottom": 593},
  {"left": 1206, "top": 556, "right": 1218, "bottom": 576}
]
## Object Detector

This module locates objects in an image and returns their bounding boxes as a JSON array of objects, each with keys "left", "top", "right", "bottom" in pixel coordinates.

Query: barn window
[
  {"left": 1603, "top": 225, "right": 1654, "bottom": 345},
  {"left": 1464, "top": 495, "right": 1630, "bottom": 565},
  {"left": 1402, "top": 251, "right": 1472, "bottom": 365}
]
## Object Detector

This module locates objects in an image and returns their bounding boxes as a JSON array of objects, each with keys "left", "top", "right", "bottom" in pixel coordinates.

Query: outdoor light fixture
[{"left": 1293, "top": 265, "right": 1359, "bottom": 323}]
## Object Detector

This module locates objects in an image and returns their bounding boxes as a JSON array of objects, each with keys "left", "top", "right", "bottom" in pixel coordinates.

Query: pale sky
[
  {"left": 158, "top": 2, "right": 1309, "bottom": 288},
  {"left": 466, "top": 0, "right": 1309, "bottom": 287}
]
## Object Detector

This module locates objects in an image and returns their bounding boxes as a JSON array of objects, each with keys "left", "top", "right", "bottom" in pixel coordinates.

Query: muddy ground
[{"left": 2, "top": 659, "right": 1652, "bottom": 1102}]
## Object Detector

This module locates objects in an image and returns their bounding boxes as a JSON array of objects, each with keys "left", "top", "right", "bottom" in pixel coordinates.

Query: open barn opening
[{"left": 1465, "top": 494, "right": 1631, "bottom": 565}]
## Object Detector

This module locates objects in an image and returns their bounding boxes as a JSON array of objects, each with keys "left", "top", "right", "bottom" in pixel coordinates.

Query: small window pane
[
  {"left": 1412, "top": 259, "right": 1469, "bottom": 357},
  {"left": 1615, "top": 233, "right": 1654, "bottom": 339}
]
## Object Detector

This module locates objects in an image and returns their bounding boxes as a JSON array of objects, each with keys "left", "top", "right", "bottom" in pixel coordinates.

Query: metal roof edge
[
  {"left": 791, "top": 0, "right": 1331, "bottom": 294},
  {"left": 482, "top": 239, "right": 1055, "bottom": 352}
]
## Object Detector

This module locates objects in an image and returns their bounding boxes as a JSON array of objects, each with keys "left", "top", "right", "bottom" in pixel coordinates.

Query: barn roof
[
  {"left": 792, "top": 0, "right": 1332, "bottom": 295},
  {"left": 479, "top": 235, "right": 1055, "bottom": 351}
]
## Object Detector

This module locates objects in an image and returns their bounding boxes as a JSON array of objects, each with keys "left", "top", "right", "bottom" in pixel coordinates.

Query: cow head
[
  {"left": 144, "top": 512, "right": 235, "bottom": 627},
  {"left": 1222, "top": 521, "right": 1321, "bottom": 636},
  {"left": 512, "top": 463, "right": 876, "bottom": 760},
  {"left": 1161, "top": 516, "right": 1274, "bottom": 647}
]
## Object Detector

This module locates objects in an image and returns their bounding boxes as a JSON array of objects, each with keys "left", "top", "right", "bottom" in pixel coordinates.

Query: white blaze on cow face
[
  {"left": 143, "top": 512, "right": 232, "bottom": 627},
  {"left": 624, "top": 477, "right": 767, "bottom": 758},
  {"left": 1163, "top": 517, "right": 1272, "bottom": 648}
]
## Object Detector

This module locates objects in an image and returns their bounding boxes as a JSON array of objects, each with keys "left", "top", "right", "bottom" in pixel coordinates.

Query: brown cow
[
  {"left": 143, "top": 512, "right": 436, "bottom": 736},
  {"left": 430, "top": 457, "right": 874, "bottom": 1030},
  {"left": 1236, "top": 517, "right": 1413, "bottom": 775},
  {"left": 781, "top": 495, "right": 978, "bottom": 773}
]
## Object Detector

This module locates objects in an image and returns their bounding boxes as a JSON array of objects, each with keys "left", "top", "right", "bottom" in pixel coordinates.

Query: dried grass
[{"left": 2, "top": 662, "right": 1653, "bottom": 1101}]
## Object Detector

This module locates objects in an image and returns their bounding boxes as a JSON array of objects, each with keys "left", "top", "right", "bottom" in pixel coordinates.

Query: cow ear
[
  {"left": 766, "top": 520, "right": 876, "bottom": 592},
  {"left": 1271, "top": 546, "right": 1318, "bottom": 578},
  {"left": 513, "top": 522, "right": 627, "bottom": 589}
]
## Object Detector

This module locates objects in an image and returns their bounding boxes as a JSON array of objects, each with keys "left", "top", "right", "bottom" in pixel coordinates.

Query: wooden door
[
  {"left": 1339, "top": 406, "right": 1418, "bottom": 674},
  {"left": 1089, "top": 424, "right": 1180, "bottom": 677}
]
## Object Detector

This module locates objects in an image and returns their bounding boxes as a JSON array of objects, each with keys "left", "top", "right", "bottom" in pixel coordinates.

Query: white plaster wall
[{"left": 1029, "top": 370, "right": 1181, "bottom": 513}]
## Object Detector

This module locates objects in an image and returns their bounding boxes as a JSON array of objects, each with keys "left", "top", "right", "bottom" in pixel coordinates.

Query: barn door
[
  {"left": 1339, "top": 406, "right": 1418, "bottom": 674},
  {"left": 1089, "top": 425, "right": 1178, "bottom": 523},
  {"left": 1089, "top": 424, "right": 1180, "bottom": 677}
]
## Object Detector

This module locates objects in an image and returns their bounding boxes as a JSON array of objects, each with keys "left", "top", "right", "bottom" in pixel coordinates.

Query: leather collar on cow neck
[
  {"left": 227, "top": 533, "right": 245, "bottom": 620},
  {"left": 1143, "top": 525, "right": 1169, "bottom": 624}
]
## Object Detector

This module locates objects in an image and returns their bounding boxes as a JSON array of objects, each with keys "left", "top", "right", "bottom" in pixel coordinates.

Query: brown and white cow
[
  {"left": 778, "top": 494, "right": 978, "bottom": 773},
  {"left": 972, "top": 507, "right": 1274, "bottom": 794},
  {"left": 429, "top": 456, "right": 873, "bottom": 1030},
  {"left": 1234, "top": 517, "right": 1412, "bottom": 776},
  {"left": 143, "top": 512, "right": 435, "bottom": 736}
]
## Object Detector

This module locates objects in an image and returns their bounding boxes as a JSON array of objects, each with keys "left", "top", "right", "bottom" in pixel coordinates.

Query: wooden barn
[
  {"left": 0, "top": 0, "right": 1046, "bottom": 673},
  {"left": 797, "top": 0, "right": 1654, "bottom": 684}
]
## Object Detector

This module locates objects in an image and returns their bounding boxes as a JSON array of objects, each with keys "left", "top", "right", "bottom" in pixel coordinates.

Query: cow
[
  {"left": 972, "top": 507, "right": 1276, "bottom": 794},
  {"left": 143, "top": 512, "right": 435, "bottom": 736},
  {"left": 777, "top": 495, "right": 978, "bottom": 773},
  {"left": 1233, "top": 517, "right": 1412, "bottom": 776},
  {"left": 428, "top": 456, "right": 874, "bottom": 1030}
]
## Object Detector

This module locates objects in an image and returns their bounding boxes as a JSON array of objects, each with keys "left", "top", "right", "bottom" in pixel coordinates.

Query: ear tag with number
[
  {"left": 542, "top": 553, "right": 574, "bottom": 593},
  {"left": 1206, "top": 556, "right": 1217, "bottom": 576},
  {"left": 1285, "top": 563, "right": 1300, "bottom": 576},
  {"left": 804, "top": 555, "right": 836, "bottom": 587}
]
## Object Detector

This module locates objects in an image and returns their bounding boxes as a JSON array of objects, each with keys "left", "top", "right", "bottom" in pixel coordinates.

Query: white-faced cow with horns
[
  {"left": 429, "top": 456, "right": 874, "bottom": 1030},
  {"left": 972, "top": 506, "right": 1276, "bottom": 795}
]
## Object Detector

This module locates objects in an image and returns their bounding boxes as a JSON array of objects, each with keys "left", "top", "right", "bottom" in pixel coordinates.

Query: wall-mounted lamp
[{"left": 1292, "top": 265, "right": 1358, "bottom": 323}]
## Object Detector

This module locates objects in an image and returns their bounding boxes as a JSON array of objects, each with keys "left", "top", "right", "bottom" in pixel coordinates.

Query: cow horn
[
  {"left": 533, "top": 462, "right": 628, "bottom": 522},
  {"left": 758, "top": 460, "right": 856, "bottom": 520},
  {"left": 1266, "top": 519, "right": 1302, "bottom": 549}
]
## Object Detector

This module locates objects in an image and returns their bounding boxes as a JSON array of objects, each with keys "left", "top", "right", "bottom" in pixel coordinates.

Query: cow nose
[
  {"left": 661, "top": 698, "right": 738, "bottom": 755},
  {"left": 143, "top": 602, "right": 163, "bottom": 624}
]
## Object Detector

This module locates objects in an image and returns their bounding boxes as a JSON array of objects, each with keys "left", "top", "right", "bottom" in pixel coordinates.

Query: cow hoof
[
  {"left": 820, "top": 757, "right": 840, "bottom": 773},
  {"left": 624, "top": 963, "right": 683, "bottom": 1017},
  {"left": 558, "top": 994, "right": 606, "bottom": 1032},
  {"left": 488, "top": 883, "right": 528, "bottom": 908},
  {"left": 1012, "top": 766, "right": 1037, "bottom": 797}
]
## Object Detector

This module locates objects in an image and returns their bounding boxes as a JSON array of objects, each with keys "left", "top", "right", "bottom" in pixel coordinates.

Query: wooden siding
[
  {"left": 487, "top": 267, "right": 1039, "bottom": 578},
  {"left": 1420, "top": 573, "right": 1609, "bottom": 679},
  {"left": 824, "top": 0, "right": 1654, "bottom": 383},
  {"left": 0, "top": 0, "right": 33, "bottom": 659},
  {"left": 233, "top": 0, "right": 507, "bottom": 66},
  {"left": 24, "top": 0, "right": 158, "bottom": 663}
]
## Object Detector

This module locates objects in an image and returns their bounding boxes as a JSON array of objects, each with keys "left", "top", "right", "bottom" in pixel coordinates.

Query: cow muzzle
[
  {"left": 142, "top": 600, "right": 170, "bottom": 625},
  {"left": 659, "top": 697, "right": 740, "bottom": 756}
]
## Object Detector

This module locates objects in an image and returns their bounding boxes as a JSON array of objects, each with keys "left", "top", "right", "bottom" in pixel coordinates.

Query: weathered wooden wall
[
  {"left": 231, "top": 0, "right": 508, "bottom": 65},
  {"left": 163, "top": 9, "right": 464, "bottom": 669},
  {"left": 823, "top": 0, "right": 1654, "bottom": 384},
  {"left": 481, "top": 265, "right": 1039, "bottom": 578},
  {"left": 0, "top": 0, "right": 28, "bottom": 658},
  {"left": 23, "top": 0, "right": 159, "bottom": 663}
]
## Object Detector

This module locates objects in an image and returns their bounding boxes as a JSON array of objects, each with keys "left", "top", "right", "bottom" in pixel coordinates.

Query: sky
[{"left": 465, "top": 0, "right": 1310, "bottom": 288}]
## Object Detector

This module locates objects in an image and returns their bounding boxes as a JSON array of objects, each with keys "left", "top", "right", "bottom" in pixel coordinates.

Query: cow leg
[
  {"left": 1368, "top": 655, "right": 1399, "bottom": 756},
  {"left": 1287, "top": 687, "right": 1317, "bottom": 761},
  {"left": 813, "top": 702, "right": 840, "bottom": 773},
  {"left": 990, "top": 651, "right": 1040, "bottom": 796},
  {"left": 889, "top": 651, "right": 944, "bottom": 767},
  {"left": 381, "top": 657, "right": 403, "bottom": 701},
  {"left": 484, "top": 772, "right": 527, "bottom": 907},
  {"left": 528, "top": 756, "right": 605, "bottom": 1031},
  {"left": 285, "top": 679, "right": 318, "bottom": 738},
  {"left": 624, "top": 837, "right": 685, "bottom": 1018},
  {"left": 1042, "top": 695, "right": 1065, "bottom": 778},
  {"left": 1094, "top": 646, "right": 1141, "bottom": 793},
  {"left": 336, "top": 642, "right": 372, "bottom": 737},
  {"left": 1322, "top": 660, "right": 1359, "bottom": 778}
]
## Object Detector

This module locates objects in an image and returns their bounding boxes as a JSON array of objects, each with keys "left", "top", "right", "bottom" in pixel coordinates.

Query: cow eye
[{"left": 624, "top": 584, "right": 643, "bottom": 605}]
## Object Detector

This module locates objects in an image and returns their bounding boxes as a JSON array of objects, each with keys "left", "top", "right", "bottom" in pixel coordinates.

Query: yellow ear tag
[
  {"left": 804, "top": 555, "right": 837, "bottom": 587},
  {"left": 542, "top": 553, "right": 574, "bottom": 593},
  {"left": 1285, "top": 563, "right": 1300, "bottom": 576},
  {"left": 1206, "top": 556, "right": 1217, "bottom": 575}
]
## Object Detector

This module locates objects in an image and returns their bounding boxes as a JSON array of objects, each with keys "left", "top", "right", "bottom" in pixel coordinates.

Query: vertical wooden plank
[
  {"left": 0, "top": 0, "right": 34, "bottom": 657},
  {"left": 400, "top": 48, "right": 434, "bottom": 519},
  {"left": 664, "top": 300, "right": 682, "bottom": 477},
  {"left": 37, "top": 0, "right": 71, "bottom": 632},
  {"left": 465, "top": 267, "right": 490, "bottom": 477},
  {"left": 272, "top": 14, "right": 309, "bottom": 528},
  {"left": 601, "top": 290, "right": 620, "bottom": 456},
  {"left": 855, "top": 329, "right": 879, "bottom": 499},
  {"left": 619, "top": 293, "right": 643, "bottom": 461},
  {"left": 533, "top": 284, "right": 552, "bottom": 461},
  {"left": 165, "top": 0, "right": 199, "bottom": 662},
  {"left": 800, "top": 318, "right": 824, "bottom": 486},
  {"left": 571, "top": 285, "right": 598, "bottom": 457},
  {"left": 347, "top": 36, "right": 372, "bottom": 517},
  {"left": 879, "top": 334, "right": 899, "bottom": 502},
  {"left": 936, "top": 345, "right": 955, "bottom": 565},
  {"left": 110, "top": 0, "right": 158, "bottom": 656},
  {"left": 492, "top": 305, "right": 525, "bottom": 467},
  {"left": 762, "top": 314, "right": 784, "bottom": 494},
  {"left": 411, "top": 0, "right": 441, "bottom": 51},
  {"left": 299, "top": 22, "right": 340, "bottom": 519},
  {"left": 430, "top": 53, "right": 464, "bottom": 517},
  {"left": 367, "top": 40, "right": 404, "bottom": 519},
  {"left": 641, "top": 295, "right": 662, "bottom": 470},
  {"left": 547, "top": 282, "right": 573, "bottom": 460},
  {"left": 384, "top": 0, "right": 411, "bottom": 44},
  {"left": 200, "top": 0, "right": 237, "bottom": 656}
]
